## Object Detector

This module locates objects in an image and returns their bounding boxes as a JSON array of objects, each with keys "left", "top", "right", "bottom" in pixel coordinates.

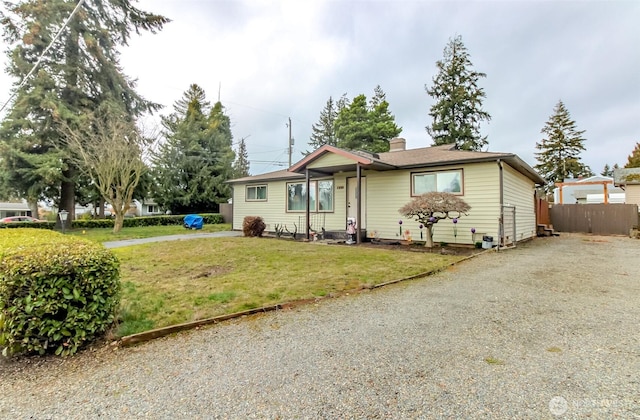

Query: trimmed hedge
[
  {"left": 0, "top": 229, "right": 120, "bottom": 357},
  {"left": 71, "top": 213, "right": 224, "bottom": 229},
  {"left": 0, "top": 221, "right": 55, "bottom": 230},
  {"left": 0, "top": 213, "right": 224, "bottom": 230}
]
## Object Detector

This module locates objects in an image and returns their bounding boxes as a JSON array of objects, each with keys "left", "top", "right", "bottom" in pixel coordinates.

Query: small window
[
  {"left": 246, "top": 185, "right": 267, "bottom": 201},
  {"left": 413, "top": 169, "right": 463, "bottom": 195},
  {"left": 147, "top": 205, "right": 156, "bottom": 213}
]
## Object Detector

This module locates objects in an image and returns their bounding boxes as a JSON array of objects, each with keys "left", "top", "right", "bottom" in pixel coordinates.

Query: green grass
[
  {"left": 112, "top": 237, "right": 463, "bottom": 336},
  {"left": 67, "top": 223, "right": 232, "bottom": 243}
]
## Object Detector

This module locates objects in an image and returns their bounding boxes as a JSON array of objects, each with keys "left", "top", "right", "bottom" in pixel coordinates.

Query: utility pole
[{"left": 287, "top": 117, "right": 294, "bottom": 168}]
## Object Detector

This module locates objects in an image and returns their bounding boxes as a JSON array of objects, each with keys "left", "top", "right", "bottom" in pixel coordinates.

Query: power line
[{"left": 0, "top": 0, "right": 86, "bottom": 114}]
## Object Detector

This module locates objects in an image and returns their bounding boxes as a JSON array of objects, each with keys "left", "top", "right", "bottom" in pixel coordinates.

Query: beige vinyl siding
[
  {"left": 307, "top": 153, "right": 356, "bottom": 169},
  {"left": 502, "top": 163, "right": 537, "bottom": 242},
  {"left": 625, "top": 185, "right": 640, "bottom": 205},
  {"left": 366, "top": 162, "right": 501, "bottom": 244},
  {"left": 501, "top": 164, "right": 536, "bottom": 241},
  {"left": 232, "top": 160, "right": 537, "bottom": 245},
  {"left": 232, "top": 176, "right": 350, "bottom": 233}
]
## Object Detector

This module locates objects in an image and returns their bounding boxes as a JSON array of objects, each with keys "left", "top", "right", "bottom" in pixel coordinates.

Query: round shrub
[
  {"left": 0, "top": 229, "right": 120, "bottom": 357},
  {"left": 242, "top": 216, "right": 266, "bottom": 237}
]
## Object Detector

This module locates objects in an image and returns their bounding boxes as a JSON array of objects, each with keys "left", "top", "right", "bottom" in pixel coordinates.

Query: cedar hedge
[
  {"left": 0, "top": 213, "right": 224, "bottom": 230},
  {"left": 0, "top": 221, "right": 55, "bottom": 230},
  {"left": 71, "top": 213, "right": 223, "bottom": 228},
  {"left": 0, "top": 229, "right": 120, "bottom": 357}
]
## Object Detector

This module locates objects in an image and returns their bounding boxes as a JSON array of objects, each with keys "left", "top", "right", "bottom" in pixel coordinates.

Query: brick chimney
[{"left": 389, "top": 137, "right": 406, "bottom": 152}]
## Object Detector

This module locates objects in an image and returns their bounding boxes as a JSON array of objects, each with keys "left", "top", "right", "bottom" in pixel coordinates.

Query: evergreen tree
[
  {"left": 369, "top": 84, "right": 387, "bottom": 108},
  {"left": 426, "top": 35, "right": 491, "bottom": 151},
  {"left": 0, "top": 0, "right": 167, "bottom": 218},
  {"left": 307, "top": 97, "right": 339, "bottom": 153},
  {"left": 152, "top": 84, "right": 235, "bottom": 214},
  {"left": 624, "top": 142, "right": 640, "bottom": 168},
  {"left": 535, "top": 100, "right": 593, "bottom": 193},
  {"left": 334, "top": 88, "right": 401, "bottom": 153},
  {"left": 601, "top": 163, "right": 619, "bottom": 177},
  {"left": 233, "top": 138, "right": 250, "bottom": 178}
]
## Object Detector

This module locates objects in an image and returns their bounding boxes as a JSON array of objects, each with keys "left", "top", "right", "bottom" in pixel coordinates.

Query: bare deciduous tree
[
  {"left": 59, "top": 106, "right": 151, "bottom": 233},
  {"left": 399, "top": 192, "right": 471, "bottom": 248}
]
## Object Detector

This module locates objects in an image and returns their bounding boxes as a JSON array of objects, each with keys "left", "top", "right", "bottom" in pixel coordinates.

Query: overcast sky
[{"left": 3, "top": 0, "right": 639, "bottom": 176}]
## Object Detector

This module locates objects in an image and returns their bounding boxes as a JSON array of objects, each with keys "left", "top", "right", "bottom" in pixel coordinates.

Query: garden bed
[{"left": 352, "top": 239, "right": 484, "bottom": 257}]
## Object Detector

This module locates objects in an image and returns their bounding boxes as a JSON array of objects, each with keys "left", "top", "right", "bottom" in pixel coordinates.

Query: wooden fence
[
  {"left": 219, "top": 203, "right": 233, "bottom": 224},
  {"left": 536, "top": 198, "right": 551, "bottom": 226},
  {"left": 550, "top": 204, "right": 639, "bottom": 235}
]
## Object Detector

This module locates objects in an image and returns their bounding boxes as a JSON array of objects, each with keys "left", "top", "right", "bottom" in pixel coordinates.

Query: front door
[{"left": 347, "top": 177, "right": 366, "bottom": 228}]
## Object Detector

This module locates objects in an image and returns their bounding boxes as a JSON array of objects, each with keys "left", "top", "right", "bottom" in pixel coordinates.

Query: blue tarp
[{"left": 183, "top": 214, "right": 204, "bottom": 230}]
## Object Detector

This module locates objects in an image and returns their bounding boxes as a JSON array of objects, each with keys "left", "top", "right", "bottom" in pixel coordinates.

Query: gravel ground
[{"left": 2, "top": 233, "right": 639, "bottom": 419}]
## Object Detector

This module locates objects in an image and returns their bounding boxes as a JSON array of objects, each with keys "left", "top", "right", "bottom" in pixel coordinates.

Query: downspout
[
  {"left": 356, "top": 163, "right": 362, "bottom": 244},
  {"left": 498, "top": 159, "right": 504, "bottom": 250},
  {"left": 305, "top": 168, "right": 310, "bottom": 240}
]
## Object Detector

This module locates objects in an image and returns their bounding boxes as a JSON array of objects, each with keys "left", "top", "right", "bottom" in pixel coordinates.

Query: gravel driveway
[{"left": 2, "top": 234, "right": 639, "bottom": 419}]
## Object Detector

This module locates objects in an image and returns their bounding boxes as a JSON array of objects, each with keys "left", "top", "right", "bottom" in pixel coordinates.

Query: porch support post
[
  {"left": 305, "top": 168, "right": 311, "bottom": 240},
  {"left": 356, "top": 163, "right": 362, "bottom": 244}
]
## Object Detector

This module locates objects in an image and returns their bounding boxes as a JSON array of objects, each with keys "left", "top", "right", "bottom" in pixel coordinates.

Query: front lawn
[
  {"left": 112, "top": 237, "right": 463, "bottom": 336},
  {"left": 68, "top": 223, "right": 232, "bottom": 243}
]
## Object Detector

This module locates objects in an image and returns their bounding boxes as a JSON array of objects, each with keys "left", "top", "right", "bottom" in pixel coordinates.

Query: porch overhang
[{"left": 289, "top": 145, "right": 396, "bottom": 175}]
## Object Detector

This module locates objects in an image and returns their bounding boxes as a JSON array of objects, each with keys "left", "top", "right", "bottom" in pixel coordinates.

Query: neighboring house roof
[
  {"left": 0, "top": 201, "right": 30, "bottom": 211},
  {"left": 562, "top": 175, "right": 613, "bottom": 184},
  {"left": 228, "top": 169, "right": 305, "bottom": 184},
  {"left": 613, "top": 168, "right": 640, "bottom": 186},
  {"left": 573, "top": 187, "right": 623, "bottom": 199},
  {"left": 133, "top": 198, "right": 160, "bottom": 205},
  {"left": 229, "top": 143, "right": 545, "bottom": 185}
]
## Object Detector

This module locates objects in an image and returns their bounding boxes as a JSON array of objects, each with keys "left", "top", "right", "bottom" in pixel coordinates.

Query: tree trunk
[
  {"left": 425, "top": 226, "right": 435, "bottom": 248},
  {"left": 27, "top": 199, "right": 39, "bottom": 219},
  {"left": 113, "top": 211, "right": 124, "bottom": 233}
]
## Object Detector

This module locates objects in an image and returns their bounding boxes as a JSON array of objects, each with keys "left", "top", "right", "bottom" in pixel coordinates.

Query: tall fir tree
[
  {"left": 307, "top": 97, "right": 339, "bottom": 153},
  {"left": 535, "top": 100, "right": 593, "bottom": 193},
  {"left": 233, "top": 138, "right": 250, "bottom": 178},
  {"left": 624, "top": 142, "right": 640, "bottom": 168},
  {"left": 601, "top": 163, "right": 619, "bottom": 177},
  {"left": 369, "top": 84, "right": 386, "bottom": 108},
  {"left": 0, "top": 0, "right": 167, "bottom": 218},
  {"left": 334, "top": 88, "right": 401, "bottom": 153},
  {"left": 426, "top": 35, "right": 491, "bottom": 151},
  {"left": 152, "top": 84, "right": 235, "bottom": 214}
]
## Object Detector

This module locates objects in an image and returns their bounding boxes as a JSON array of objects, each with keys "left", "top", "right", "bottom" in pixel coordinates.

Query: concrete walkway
[{"left": 102, "top": 230, "right": 242, "bottom": 248}]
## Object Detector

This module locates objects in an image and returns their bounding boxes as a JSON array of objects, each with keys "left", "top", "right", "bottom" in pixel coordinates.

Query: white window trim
[
  {"left": 286, "top": 179, "right": 335, "bottom": 212},
  {"left": 412, "top": 169, "right": 464, "bottom": 196},
  {"left": 246, "top": 184, "right": 268, "bottom": 201}
]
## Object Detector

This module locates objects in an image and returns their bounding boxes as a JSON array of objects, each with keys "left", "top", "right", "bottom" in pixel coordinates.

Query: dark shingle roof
[
  {"left": 227, "top": 169, "right": 304, "bottom": 184},
  {"left": 228, "top": 144, "right": 544, "bottom": 185}
]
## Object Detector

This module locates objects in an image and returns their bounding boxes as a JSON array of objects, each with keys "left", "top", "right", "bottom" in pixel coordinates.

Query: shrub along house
[{"left": 228, "top": 138, "right": 545, "bottom": 246}]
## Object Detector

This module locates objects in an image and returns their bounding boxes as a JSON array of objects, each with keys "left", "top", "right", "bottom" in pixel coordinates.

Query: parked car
[{"left": 0, "top": 216, "right": 46, "bottom": 223}]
